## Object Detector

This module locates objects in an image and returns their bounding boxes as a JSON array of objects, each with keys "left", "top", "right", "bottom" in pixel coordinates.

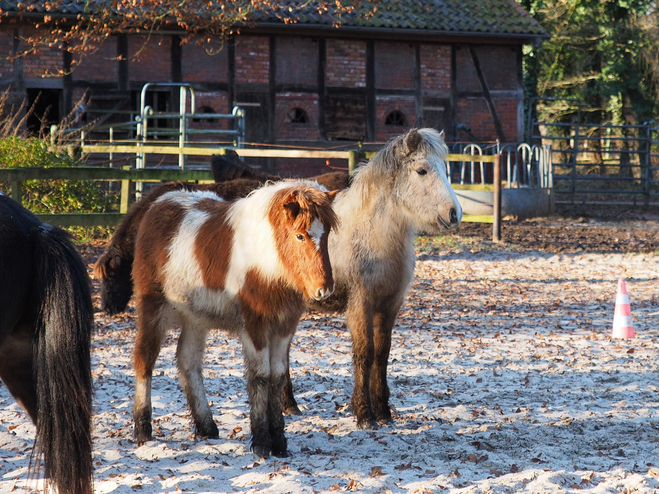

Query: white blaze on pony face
[
  {"left": 273, "top": 184, "right": 337, "bottom": 301},
  {"left": 307, "top": 218, "right": 325, "bottom": 251}
]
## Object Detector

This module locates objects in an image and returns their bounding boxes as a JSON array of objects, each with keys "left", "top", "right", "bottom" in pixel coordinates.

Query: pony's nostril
[
  {"left": 315, "top": 286, "right": 333, "bottom": 300},
  {"left": 449, "top": 208, "right": 458, "bottom": 225}
]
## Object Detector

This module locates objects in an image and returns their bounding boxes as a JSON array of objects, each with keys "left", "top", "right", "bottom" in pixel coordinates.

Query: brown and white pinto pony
[
  {"left": 131, "top": 181, "right": 338, "bottom": 458},
  {"left": 94, "top": 178, "right": 265, "bottom": 315},
  {"left": 94, "top": 160, "right": 349, "bottom": 315}
]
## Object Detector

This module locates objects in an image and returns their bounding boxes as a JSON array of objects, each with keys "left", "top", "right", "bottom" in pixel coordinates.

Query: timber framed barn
[{"left": 0, "top": 0, "right": 546, "bottom": 174}]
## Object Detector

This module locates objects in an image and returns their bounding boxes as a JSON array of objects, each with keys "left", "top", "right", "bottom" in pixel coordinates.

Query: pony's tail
[{"left": 32, "top": 225, "right": 94, "bottom": 494}]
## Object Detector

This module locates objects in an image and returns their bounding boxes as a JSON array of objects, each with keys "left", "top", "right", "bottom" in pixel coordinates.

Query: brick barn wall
[
  {"left": 455, "top": 46, "right": 480, "bottom": 93},
  {"left": 193, "top": 91, "right": 229, "bottom": 117},
  {"left": 235, "top": 36, "right": 269, "bottom": 85},
  {"left": 276, "top": 37, "right": 318, "bottom": 86},
  {"left": 455, "top": 45, "right": 520, "bottom": 142},
  {"left": 473, "top": 46, "right": 517, "bottom": 90},
  {"left": 374, "top": 41, "right": 414, "bottom": 89},
  {"left": 326, "top": 39, "right": 366, "bottom": 88},
  {"left": 1, "top": 23, "right": 527, "bottom": 149},
  {"left": 493, "top": 98, "right": 518, "bottom": 140},
  {"left": 0, "top": 29, "right": 13, "bottom": 78},
  {"left": 420, "top": 44, "right": 451, "bottom": 93},
  {"left": 276, "top": 93, "right": 319, "bottom": 141},
  {"left": 456, "top": 45, "right": 517, "bottom": 92},
  {"left": 22, "top": 28, "right": 62, "bottom": 79},
  {"left": 376, "top": 95, "right": 417, "bottom": 141},
  {"left": 71, "top": 37, "right": 117, "bottom": 82},
  {"left": 187, "top": 91, "right": 230, "bottom": 142},
  {"left": 182, "top": 42, "right": 228, "bottom": 84},
  {"left": 128, "top": 35, "right": 171, "bottom": 82},
  {"left": 457, "top": 97, "right": 518, "bottom": 142}
]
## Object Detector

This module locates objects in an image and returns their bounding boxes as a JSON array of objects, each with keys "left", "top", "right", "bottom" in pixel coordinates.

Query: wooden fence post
[
  {"left": 10, "top": 180, "right": 22, "bottom": 205},
  {"left": 348, "top": 150, "right": 358, "bottom": 175},
  {"left": 120, "top": 166, "right": 130, "bottom": 214},
  {"left": 493, "top": 154, "right": 502, "bottom": 242}
]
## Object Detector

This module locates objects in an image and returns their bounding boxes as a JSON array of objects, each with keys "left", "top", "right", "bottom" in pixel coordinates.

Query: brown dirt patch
[{"left": 455, "top": 205, "right": 659, "bottom": 254}]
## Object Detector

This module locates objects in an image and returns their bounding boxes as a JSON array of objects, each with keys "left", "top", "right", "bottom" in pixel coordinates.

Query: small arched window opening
[
  {"left": 385, "top": 110, "right": 406, "bottom": 127},
  {"left": 193, "top": 105, "right": 215, "bottom": 123},
  {"left": 285, "top": 107, "right": 309, "bottom": 124}
]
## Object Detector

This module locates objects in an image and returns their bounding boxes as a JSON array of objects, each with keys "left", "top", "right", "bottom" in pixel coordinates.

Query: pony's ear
[
  {"left": 327, "top": 190, "right": 339, "bottom": 202},
  {"left": 282, "top": 200, "right": 301, "bottom": 221},
  {"left": 439, "top": 130, "right": 445, "bottom": 140},
  {"left": 404, "top": 129, "right": 421, "bottom": 155}
]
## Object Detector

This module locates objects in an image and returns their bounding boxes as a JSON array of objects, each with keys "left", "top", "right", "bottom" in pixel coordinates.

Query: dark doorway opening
[{"left": 26, "top": 89, "right": 61, "bottom": 136}]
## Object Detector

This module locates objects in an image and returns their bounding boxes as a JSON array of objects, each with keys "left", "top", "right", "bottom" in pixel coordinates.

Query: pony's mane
[
  {"left": 269, "top": 182, "right": 339, "bottom": 233},
  {"left": 353, "top": 128, "right": 448, "bottom": 189},
  {"left": 227, "top": 181, "right": 338, "bottom": 233}
]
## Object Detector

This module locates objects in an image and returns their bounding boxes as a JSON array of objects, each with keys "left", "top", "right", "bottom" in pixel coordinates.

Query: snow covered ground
[{"left": 1, "top": 247, "right": 659, "bottom": 493}]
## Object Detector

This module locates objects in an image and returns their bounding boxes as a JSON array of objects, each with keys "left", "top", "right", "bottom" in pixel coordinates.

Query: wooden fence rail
[{"left": 1, "top": 146, "right": 501, "bottom": 239}]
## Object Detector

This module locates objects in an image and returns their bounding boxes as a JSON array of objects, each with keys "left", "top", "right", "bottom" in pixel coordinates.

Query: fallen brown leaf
[{"left": 370, "top": 466, "right": 385, "bottom": 477}]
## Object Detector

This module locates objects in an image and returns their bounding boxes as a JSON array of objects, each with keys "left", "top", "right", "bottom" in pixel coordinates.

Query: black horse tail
[{"left": 32, "top": 224, "right": 94, "bottom": 494}]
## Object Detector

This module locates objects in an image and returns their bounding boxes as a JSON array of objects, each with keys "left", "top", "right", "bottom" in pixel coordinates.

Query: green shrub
[{"left": 0, "top": 136, "right": 113, "bottom": 214}]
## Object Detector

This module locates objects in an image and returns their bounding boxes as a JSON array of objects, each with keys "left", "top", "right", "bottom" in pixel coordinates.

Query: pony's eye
[
  {"left": 417, "top": 168, "right": 428, "bottom": 176},
  {"left": 296, "top": 234, "right": 306, "bottom": 241}
]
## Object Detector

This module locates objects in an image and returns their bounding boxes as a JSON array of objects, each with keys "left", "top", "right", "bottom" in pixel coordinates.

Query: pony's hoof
[
  {"left": 134, "top": 428, "right": 153, "bottom": 445},
  {"left": 283, "top": 393, "right": 301, "bottom": 415},
  {"left": 271, "top": 434, "right": 288, "bottom": 457},
  {"left": 283, "top": 404, "right": 302, "bottom": 416},
  {"left": 376, "top": 417, "right": 394, "bottom": 427},
  {"left": 272, "top": 448, "right": 289, "bottom": 458},
  {"left": 196, "top": 420, "right": 219, "bottom": 440},
  {"left": 252, "top": 444, "right": 271, "bottom": 459},
  {"left": 374, "top": 408, "right": 394, "bottom": 426},
  {"left": 356, "top": 417, "right": 378, "bottom": 430}
]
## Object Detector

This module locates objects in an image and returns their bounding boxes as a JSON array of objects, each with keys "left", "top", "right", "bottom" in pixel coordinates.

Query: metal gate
[{"left": 529, "top": 119, "right": 659, "bottom": 206}]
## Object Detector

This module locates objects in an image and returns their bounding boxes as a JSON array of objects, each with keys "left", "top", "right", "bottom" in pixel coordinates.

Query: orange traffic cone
[{"left": 612, "top": 277, "right": 635, "bottom": 339}]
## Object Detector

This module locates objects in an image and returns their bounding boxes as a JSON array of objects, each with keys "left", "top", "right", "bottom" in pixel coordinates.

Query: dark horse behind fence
[
  {"left": 131, "top": 182, "right": 338, "bottom": 458},
  {"left": 0, "top": 194, "right": 93, "bottom": 494}
]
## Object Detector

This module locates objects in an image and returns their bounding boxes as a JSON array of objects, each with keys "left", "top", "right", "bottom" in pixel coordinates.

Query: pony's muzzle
[
  {"left": 313, "top": 285, "right": 334, "bottom": 301},
  {"left": 438, "top": 208, "right": 461, "bottom": 230}
]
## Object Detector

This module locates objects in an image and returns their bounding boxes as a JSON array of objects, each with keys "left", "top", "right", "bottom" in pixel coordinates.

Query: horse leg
[
  {"left": 371, "top": 309, "right": 398, "bottom": 425},
  {"left": 241, "top": 332, "right": 272, "bottom": 458},
  {"left": 282, "top": 345, "right": 302, "bottom": 415},
  {"left": 346, "top": 303, "right": 377, "bottom": 429},
  {"left": 176, "top": 322, "right": 218, "bottom": 439},
  {"left": 268, "top": 333, "right": 294, "bottom": 457},
  {"left": 0, "top": 326, "right": 37, "bottom": 422},
  {"left": 133, "top": 294, "right": 168, "bottom": 444}
]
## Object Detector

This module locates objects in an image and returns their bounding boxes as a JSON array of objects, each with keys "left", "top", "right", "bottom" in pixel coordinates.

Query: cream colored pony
[{"left": 285, "top": 127, "right": 462, "bottom": 429}]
